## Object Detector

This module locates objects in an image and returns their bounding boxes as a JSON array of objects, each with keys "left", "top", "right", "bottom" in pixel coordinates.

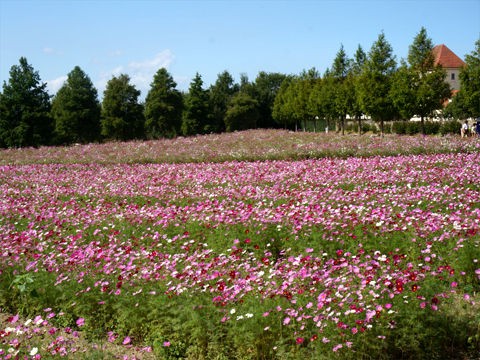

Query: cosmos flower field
[{"left": 1, "top": 130, "right": 479, "bottom": 359}]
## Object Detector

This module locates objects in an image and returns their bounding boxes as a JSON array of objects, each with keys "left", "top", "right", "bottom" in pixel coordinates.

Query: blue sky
[{"left": 1, "top": 0, "right": 479, "bottom": 99}]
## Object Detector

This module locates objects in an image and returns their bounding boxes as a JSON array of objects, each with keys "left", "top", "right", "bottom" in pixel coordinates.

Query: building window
[{"left": 451, "top": 73, "right": 455, "bottom": 80}]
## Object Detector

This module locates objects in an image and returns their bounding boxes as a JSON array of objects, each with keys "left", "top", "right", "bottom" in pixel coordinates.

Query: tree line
[{"left": 0, "top": 28, "right": 478, "bottom": 148}]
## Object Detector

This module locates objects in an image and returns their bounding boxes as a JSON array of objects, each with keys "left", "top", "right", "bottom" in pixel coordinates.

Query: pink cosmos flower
[
  {"left": 163, "top": 341, "right": 171, "bottom": 347},
  {"left": 76, "top": 318, "right": 85, "bottom": 327},
  {"left": 122, "top": 336, "right": 131, "bottom": 345},
  {"left": 333, "top": 344, "right": 343, "bottom": 352},
  {"left": 8, "top": 314, "right": 19, "bottom": 324},
  {"left": 107, "top": 331, "right": 117, "bottom": 343}
]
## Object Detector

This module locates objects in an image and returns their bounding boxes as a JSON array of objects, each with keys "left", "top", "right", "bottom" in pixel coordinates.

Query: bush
[
  {"left": 392, "top": 121, "right": 442, "bottom": 135},
  {"left": 345, "top": 121, "right": 378, "bottom": 134},
  {"left": 391, "top": 121, "right": 407, "bottom": 135},
  {"left": 440, "top": 120, "right": 461, "bottom": 136},
  {"left": 424, "top": 121, "right": 441, "bottom": 135}
]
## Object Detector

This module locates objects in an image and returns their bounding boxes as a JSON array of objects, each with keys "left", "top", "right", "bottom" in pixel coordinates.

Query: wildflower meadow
[{"left": 1, "top": 130, "right": 479, "bottom": 359}]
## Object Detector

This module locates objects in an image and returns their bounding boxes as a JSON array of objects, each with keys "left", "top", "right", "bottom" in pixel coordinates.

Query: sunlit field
[{"left": 1, "top": 130, "right": 479, "bottom": 359}]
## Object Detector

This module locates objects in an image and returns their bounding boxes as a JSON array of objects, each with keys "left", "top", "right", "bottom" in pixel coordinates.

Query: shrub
[{"left": 440, "top": 120, "right": 461, "bottom": 136}]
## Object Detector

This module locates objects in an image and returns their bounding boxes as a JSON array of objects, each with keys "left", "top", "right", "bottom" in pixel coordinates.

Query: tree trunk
[{"left": 357, "top": 115, "right": 362, "bottom": 135}]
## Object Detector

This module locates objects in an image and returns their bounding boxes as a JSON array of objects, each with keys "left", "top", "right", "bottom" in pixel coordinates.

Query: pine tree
[
  {"left": 0, "top": 57, "right": 52, "bottom": 148},
  {"left": 101, "top": 74, "right": 144, "bottom": 141},
  {"left": 396, "top": 27, "right": 451, "bottom": 133},
  {"left": 224, "top": 92, "right": 259, "bottom": 132},
  {"left": 331, "top": 45, "right": 351, "bottom": 134},
  {"left": 51, "top": 66, "right": 101, "bottom": 144},
  {"left": 144, "top": 68, "right": 183, "bottom": 139},
  {"left": 351, "top": 45, "right": 367, "bottom": 134},
  {"left": 357, "top": 32, "right": 397, "bottom": 135},
  {"left": 253, "top": 71, "right": 288, "bottom": 129},
  {"left": 208, "top": 71, "right": 238, "bottom": 133},
  {"left": 182, "top": 73, "right": 210, "bottom": 136}
]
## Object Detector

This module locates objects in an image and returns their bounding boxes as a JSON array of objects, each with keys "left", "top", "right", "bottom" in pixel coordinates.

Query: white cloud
[
  {"left": 43, "top": 47, "right": 63, "bottom": 56},
  {"left": 46, "top": 75, "right": 68, "bottom": 95},
  {"left": 127, "top": 50, "right": 175, "bottom": 93},
  {"left": 45, "top": 51, "right": 177, "bottom": 99},
  {"left": 96, "top": 50, "right": 176, "bottom": 98},
  {"left": 129, "top": 50, "right": 174, "bottom": 71},
  {"left": 109, "top": 49, "right": 123, "bottom": 57}
]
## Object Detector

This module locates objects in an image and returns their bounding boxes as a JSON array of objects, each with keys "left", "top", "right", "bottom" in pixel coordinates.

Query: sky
[{"left": 1, "top": 0, "right": 479, "bottom": 99}]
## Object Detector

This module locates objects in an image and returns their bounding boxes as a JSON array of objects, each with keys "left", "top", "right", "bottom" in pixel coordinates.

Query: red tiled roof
[{"left": 433, "top": 44, "right": 465, "bottom": 68}]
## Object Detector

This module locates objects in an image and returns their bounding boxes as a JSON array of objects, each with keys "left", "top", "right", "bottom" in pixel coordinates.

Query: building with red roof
[{"left": 432, "top": 44, "right": 465, "bottom": 91}]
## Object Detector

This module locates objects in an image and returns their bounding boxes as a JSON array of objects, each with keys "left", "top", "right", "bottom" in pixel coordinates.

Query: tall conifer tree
[
  {"left": 51, "top": 66, "right": 101, "bottom": 144},
  {"left": 144, "top": 68, "right": 183, "bottom": 139},
  {"left": 182, "top": 73, "right": 210, "bottom": 136},
  {"left": 101, "top": 74, "right": 144, "bottom": 141},
  {"left": 0, "top": 57, "right": 52, "bottom": 147}
]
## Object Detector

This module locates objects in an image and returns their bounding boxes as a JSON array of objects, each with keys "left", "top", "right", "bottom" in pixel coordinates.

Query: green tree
[
  {"left": 182, "top": 73, "right": 210, "bottom": 136},
  {"left": 144, "top": 68, "right": 183, "bottom": 139},
  {"left": 224, "top": 91, "right": 259, "bottom": 132},
  {"left": 51, "top": 66, "right": 101, "bottom": 144},
  {"left": 318, "top": 70, "right": 338, "bottom": 133},
  {"left": 331, "top": 45, "right": 351, "bottom": 134},
  {"left": 392, "top": 27, "right": 450, "bottom": 133},
  {"left": 293, "top": 68, "right": 319, "bottom": 131},
  {"left": 272, "top": 77, "right": 296, "bottom": 130},
  {"left": 390, "top": 61, "right": 416, "bottom": 120},
  {"left": 308, "top": 78, "right": 325, "bottom": 132},
  {"left": 350, "top": 45, "right": 367, "bottom": 134},
  {"left": 101, "top": 74, "right": 144, "bottom": 141},
  {"left": 0, "top": 57, "right": 52, "bottom": 148},
  {"left": 253, "top": 71, "right": 288, "bottom": 128},
  {"left": 208, "top": 71, "right": 238, "bottom": 133},
  {"left": 357, "top": 32, "right": 397, "bottom": 135},
  {"left": 449, "top": 38, "right": 480, "bottom": 118}
]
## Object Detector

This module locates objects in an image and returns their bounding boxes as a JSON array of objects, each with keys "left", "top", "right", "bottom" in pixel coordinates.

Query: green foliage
[
  {"left": 182, "top": 73, "right": 211, "bottom": 136},
  {"left": 0, "top": 57, "right": 53, "bottom": 148},
  {"left": 101, "top": 74, "right": 144, "bottom": 141},
  {"left": 391, "top": 28, "right": 452, "bottom": 134},
  {"left": 253, "top": 71, "right": 289, "bottom": 129},
  {"left": 391, "top": 121, "right": 441, "bottom": 135},
  {"left": 272, "top": 77, "right": 295, "bottom": 129},
  {"left": 460, "top": 39, "right": 480, "bottom": 117},
  {"left": 440, "top": 119, "right": 461, "bottom": 135},
  {"left": 224, "top": 92, "right": 260, "bottom": 132},
  {"left": 208, "top": 71, "right": 238, "bottom": 133},
  {"left": 448, "top": 38, "right": 480, "bottom": 118},
  {"left": 144, "top": 68, "right": 183, "bottom": 139},
  {"left": 346, "top": 121, "right": 377, "bottom": 134},
  {"left": 51, "top": 66, "right": 101, "bottom": 144},
  {"left": 356, "top": 32, "right": 397, "bottom": 133}
]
